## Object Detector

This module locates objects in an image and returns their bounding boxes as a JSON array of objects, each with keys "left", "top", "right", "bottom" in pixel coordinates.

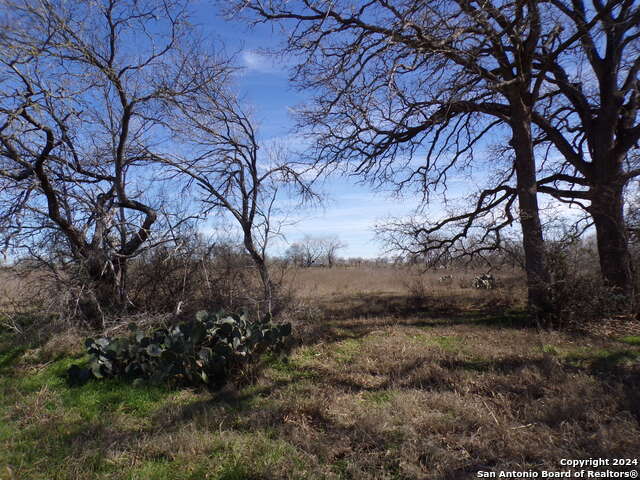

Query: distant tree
[
  {"left": 284, "top": 242, "right": 306, "bottom": 268},
  {"left": 285, "top": 235, "right": 344, "bottom": 267},
  {"left": 299, "top": 235, "right": 328, "bottom": 267},
  {"left": 374, "top": 256, "right": 390, "bottom": 267},
  {"left": 323, "top": 235, "right": 347, "bottom": 268}
]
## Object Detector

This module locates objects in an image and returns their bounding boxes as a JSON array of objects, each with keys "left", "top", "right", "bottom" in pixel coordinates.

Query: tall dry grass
[{"left": 284, "top": 265, "right": 526, "bottom": 305}]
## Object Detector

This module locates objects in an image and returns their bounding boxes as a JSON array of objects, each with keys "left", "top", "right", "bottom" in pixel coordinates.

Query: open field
[
  {"left": 285, "top": 266, "right": 525, "bottom": 301},
  {"left": 1, "top": 267, "right": 639, "bottom": 479}
]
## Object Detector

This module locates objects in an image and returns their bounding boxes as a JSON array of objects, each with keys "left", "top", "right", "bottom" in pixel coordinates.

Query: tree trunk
[
  {"left": 77, "top": 290, "right": 105, "bottom": 330},
  {"left": 590, "top": 183, "right": 634, "bottom": 300},
  {"left": 256, "top": 260, "right": 273, "bottom": 314},
  {"left": 510, "top": 106, "right": 553, "bottom": 318},
  {"left": 243, "top": 231, "right": 273, "bottom": 315},
  {"left": 79, "top": 251, "right": 126, "bottom": 328}
]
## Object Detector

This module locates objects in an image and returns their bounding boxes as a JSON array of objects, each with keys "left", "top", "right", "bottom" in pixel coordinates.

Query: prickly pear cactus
[{"left": 68, "top": 310, "right": 292, "bottom": 389}]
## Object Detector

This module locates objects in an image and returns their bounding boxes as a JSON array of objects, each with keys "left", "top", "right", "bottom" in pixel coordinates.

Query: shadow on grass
[
  {"left": 561, "top": 347, "right": 640, "bottom": 420},
  {"left": 152, "top": 341, "right": 640, "bottom": 478},
  {"left": 295, "top": 293, "right": 533, "bottom": 348},
  {"left": 3, "top": 291, "right": 639, "bottom": 479},
  {"left": 3, "top": 324, "right": 639, "bottom": 479},
  {"left": 0, "top": 345, "right": 26, "bottom": 373}
]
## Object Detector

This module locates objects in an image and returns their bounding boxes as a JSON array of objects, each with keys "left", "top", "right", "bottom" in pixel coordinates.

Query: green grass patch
[
  {"left": 0, "top": 345, "right": 26, "bottom": 371},
  {"left": 61, "top": 379, "right": 170, "bottom": 421},
  {"left": 0, "top": 349, "right": 175, "bottom": 480},
  {"left": 541, "top": 344, "right": 559, "bottom": 355},
  {"left": 431, "top": 335, "right": 463, "bottom": 352},
  {"left": 16, "top": 356, "right": 82, "bottom": 393},
  {"left": 362, "top": 390, "right": 396, "bottom": 406},
  {"left": 333, "top": 338, "right": 361, "bottom": 363},
  {"left": 296, "top": 345, "right": 323, "bottom": 364},
  {"left": 619, "top": 335, "right": 640, "bottom": 346},
  {"left": 127, "top": 459, "right": 222, "bottom": 480},
  {"left": 128, "top": 459, "right": 176, "bottom": 480},
  {"left": 562, "top": 347, "right": 640, "bottom": 370},
  {"left": 266, "top": 353, "right": 318, "bottom": 381},
  {"left": 535, "top": 342, "right": 640, "bottom": 371},
  {"left": 2, "top": 354, "right": 171, "bottom": 418},
  {"left": 125, "top": 431, "right": 312, "bottom": 480}
]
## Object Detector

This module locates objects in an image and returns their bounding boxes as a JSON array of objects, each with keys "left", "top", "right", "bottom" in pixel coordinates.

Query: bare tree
[
  {"left": 159, "top": 66, "right": 314, "bottom": 314},
  {"left": 285, "top": 235, "right": 344, "bottom": 267},
  {"left": 323, "top": 235, "right": 347, "bottom": 268},
  {"left": 299, "top": 237, "right": 327, "bottom": 267},
  {"left": 0, "top": 0, "right": 217, "bottom": 325},
  {"left": 527, "top": 0, "right": 640, "bottom": 299},
  {"left": 229, "top": 0, "right": 558, "bottom": 315},
  {"left": 284, "top": 242, "right": 306, "bottom": 267}
]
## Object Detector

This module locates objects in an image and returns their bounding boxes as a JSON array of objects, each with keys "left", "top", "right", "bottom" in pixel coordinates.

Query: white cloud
[{"left": 240, "top": 50, "right": 280, "bottom": 74}]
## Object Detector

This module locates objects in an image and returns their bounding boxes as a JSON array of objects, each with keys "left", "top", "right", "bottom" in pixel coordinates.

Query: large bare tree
[
  {"left": 230, "top": 0, "right": 558, "bottom": 315},
  {"left": 323, "top": 235, "right": 347, "bottom": 267},
  {"left": 529, "top": 0, "right": 640, "bottom": 299},
  {"left": 0, "top": 0, "right": 218, "bottom": 324}
]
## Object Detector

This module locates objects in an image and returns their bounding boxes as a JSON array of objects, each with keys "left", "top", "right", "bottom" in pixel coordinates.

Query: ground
[{"left": 1, "top": 267, "right": 639, "bottom": 479}]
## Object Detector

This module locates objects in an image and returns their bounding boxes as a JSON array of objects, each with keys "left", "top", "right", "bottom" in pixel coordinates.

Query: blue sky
[
  {"left": 190, "top": 5, "right": 430, "bottom": 258},
  {"left": 192, "top": 4, "right": 585, "bottom": 258}
]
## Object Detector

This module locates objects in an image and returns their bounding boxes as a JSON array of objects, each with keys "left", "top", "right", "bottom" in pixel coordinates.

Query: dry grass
[
  {"left": 1, "top": 266, "right": 639, "bottom": 479},
  {"left": 286, "top": 266, "right": 525, "bottom": 303},
  {"left": 0, "top": 268, "right": 33, "bottom": 311},
  {"left": 286, "top": 266, "right": 410, "bottom": 297}
]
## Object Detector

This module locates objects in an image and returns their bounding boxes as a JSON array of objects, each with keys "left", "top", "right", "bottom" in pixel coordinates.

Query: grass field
[{"left": 1, "top": 267, "right": 639, "bottom": 479}]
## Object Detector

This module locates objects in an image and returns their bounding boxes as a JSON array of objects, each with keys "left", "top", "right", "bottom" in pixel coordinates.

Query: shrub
[
  {"left": 127, "top": 240, "right": 258, "bottom": 316},
  {"left": 67, "top": 310, "right": 291, "bottom": 389},
  {"left": 401, "top": 271, "right": 429, "bottom": 302},
  {"left": 544, "top": 242, "right": 631, "bottom": 327}
]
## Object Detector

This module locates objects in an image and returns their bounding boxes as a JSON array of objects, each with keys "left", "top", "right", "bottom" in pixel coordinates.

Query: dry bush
[
  {"left": 403, "top": 273, "right": 430, "bottom": 303},
  {"left": 1, "top": 238, "right": 294, "bottom": 338},
  {"left": 545, "top": 242, "right": 632, "bottom": 328},
  {"left": 127, "top": 242, "right": 259, "bottom": 316},
  {"left": 0, "top": 261, "right": 162, "bottom": 333},
  {"left": 0, "top": 265, "right": 73, "bottom": 340},
  {"left": 125, "top": 240, "right": 295, "bottom": 324}
]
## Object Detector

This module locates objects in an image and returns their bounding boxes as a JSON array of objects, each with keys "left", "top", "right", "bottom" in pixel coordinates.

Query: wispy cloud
[{"left": 240, "top": 50, "right": 282, "bottom": 74}]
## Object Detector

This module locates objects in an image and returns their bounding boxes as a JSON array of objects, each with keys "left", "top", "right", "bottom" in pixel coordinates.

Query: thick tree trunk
[
  {"left": 77, "top": 290, "right": 105, "bottom": 330},
  {"left": 510, "top": 107, "right": 553, "bottom": 318},
  {"left": 590, "top": 183, "right": 634, "bottom": 300},
  {"left": 79, "top": 251, "right": 127, "bottom": 328}
]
